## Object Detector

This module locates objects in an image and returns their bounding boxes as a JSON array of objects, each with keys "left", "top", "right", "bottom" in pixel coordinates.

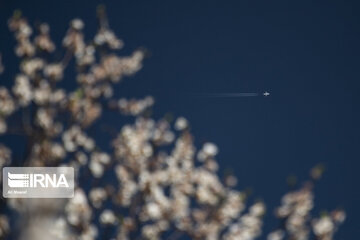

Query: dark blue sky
[{"left": 1, "top": 0, "right": 359, "bottom": 238}]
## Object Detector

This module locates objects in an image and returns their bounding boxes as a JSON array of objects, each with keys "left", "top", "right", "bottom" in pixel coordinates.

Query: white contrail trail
[{"left": 189, "top": 93, "right": 260, "bottom": 97}]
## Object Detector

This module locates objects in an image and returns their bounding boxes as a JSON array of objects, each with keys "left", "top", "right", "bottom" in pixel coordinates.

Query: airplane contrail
[
  {"left": 187, "top": 92, "right": 269, "bottom": 98},
  {"left": 205, "top": 93, "right": 259, "bottom": 97}
]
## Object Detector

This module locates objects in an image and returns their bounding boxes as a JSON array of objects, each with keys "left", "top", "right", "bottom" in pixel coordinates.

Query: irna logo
[
  {"left": 8, "top": 172, "right": 69, "bottom": 188},
  {"left": 3, "top": 167, "right": 74, "bottom": 198}
]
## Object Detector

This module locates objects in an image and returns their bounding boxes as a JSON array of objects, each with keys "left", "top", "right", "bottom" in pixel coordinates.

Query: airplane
[{"left": 263, "top": 91, "right": 270, "bottom": 97}]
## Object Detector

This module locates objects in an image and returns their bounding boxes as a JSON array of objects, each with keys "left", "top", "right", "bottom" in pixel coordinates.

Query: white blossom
[{"left": 100, "top": 209, "right": 117, "bottom": 225}]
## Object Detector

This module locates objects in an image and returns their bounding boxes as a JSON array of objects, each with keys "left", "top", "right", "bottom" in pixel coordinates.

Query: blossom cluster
[{"left": 267, "top": 179, "right": 345, "bottom": 240}]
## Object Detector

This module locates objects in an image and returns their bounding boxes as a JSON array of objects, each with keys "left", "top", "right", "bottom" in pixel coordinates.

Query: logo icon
[
  {"left": 3, "top": 167, "right": 74, "bottom": 198},
  {"left": 8, "top": 173, "right": 30, "bottom": 188}
]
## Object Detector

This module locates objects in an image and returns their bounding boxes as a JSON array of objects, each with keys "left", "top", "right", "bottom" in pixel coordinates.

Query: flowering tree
[{"left": 0, "top": 7, "right": 345, "bottom": 240}]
